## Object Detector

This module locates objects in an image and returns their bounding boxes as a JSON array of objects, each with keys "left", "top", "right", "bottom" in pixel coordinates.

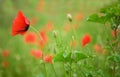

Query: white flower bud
[
  {"left": 53, "top": 30, "right": 57, "bottom": 38},
  {"left": 67, "top": 13, "right": 72, "bottom": 22}
]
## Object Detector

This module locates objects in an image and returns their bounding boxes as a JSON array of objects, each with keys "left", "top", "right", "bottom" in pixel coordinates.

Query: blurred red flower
[
  {"left": 24, "top": 32, "right": 37, "bottom": 44},
  {"left": 81, "top": 34, "right": 91, "bottom": 46},
  {"left": 94, "top": 44, "right": 103, "bottom": 54},
  {"left": 40, "top": 31, "right": 48, "bottom": 42},
  {"left": 39, "top": 30, "right": 48, "bottom": 48},
  {"left": 44, "top": 54, "right": 53, "bottom": 63},
  {"left": 12, "top": 10, "right": 30, "bottom": 36},
  {"left": 30, "top": 49, "right": 42, "bottom": 59},
  {"left": 111, "top": 30, "right": 118, "bottom": 37},
  {"left": 2, "top": 50, "right": 10, "bottom": 57},
  {"left": 39, "top": 40, "right": 45, "bottom": 48},
  {"left": 44, "top": 21, "right": 54, "bottom": 32},
  {"left": 70, "top": 40, "right": 77, "bottom": 48},
  {"left": 37, "top": 0, "right": 45, "bottom": 12},
  {"left": 76, "top": 13, "right": 83, "bottom": 21},
  {"left": 30, "top": 17, "right": 38, "bottom": 25},
  {"left": 2, "top": 61, "right": 9, "bottom": 68}
]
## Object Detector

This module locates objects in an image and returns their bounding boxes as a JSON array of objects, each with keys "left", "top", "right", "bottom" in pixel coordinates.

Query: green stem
[
  {"left": 51, "top": 63, "right": 58, "bottom": 77},
  {"left": 63, "top": 63, "right": 67, "bottom": 77},
  {"left": 43, "top": 63, "right": 47, "bottom": 77},
  {"left": 70, "top": 63, "right": 72, "bottom": 77},
  {"left": 70, "top": 22, "right": 77, "bottom": 40},
  {"left": 76, "top": 63, "right": 86, "bottom": 77},
  {"left": 42, "top": 51, "right": 47, "bottom": 77},
  {"left": 30, "top": 26, "right": 42, "bottom": 40},
  {"left": 30, "top": 26, "right": 47, "bottom": 77},
  {"left": 112, "top": 29, "right": 117, "bottom": 77},
  {"left": 112, "top": 62, "right": 116, "bottom": 77}
]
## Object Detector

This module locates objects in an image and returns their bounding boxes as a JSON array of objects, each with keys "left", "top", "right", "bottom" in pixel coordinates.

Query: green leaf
[
  {"left": 107, "top": 54, "right": 120, "bottom": 63},
  {"left": 87, "top": 14, "right": 106, "bottom": 24},
  {"left": 87, "top": 13, "right": 113, "bottom": 24},
  {"left": 53, "top": 51, "right": 88, "bottom": 62},
  {"left": 53, "top": 51, "right": 71, "bottom": 62},
  {"left": 100, "top": 3, "right": 120, "bottom": 16},
  {"left": 53, "top": 51, "right": 65, "bottom": 62},
  {"left": 87, "top": 14, "right": 100, "bottom": 22},
  {"left": 73, "top": 51, "right": 88, "bottom": 62}
]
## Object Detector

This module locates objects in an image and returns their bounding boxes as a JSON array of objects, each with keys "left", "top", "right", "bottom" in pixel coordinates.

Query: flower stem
[
  {"left": 70, "top": 22, "right": 77, "bottom": 40},
  {"left": 30, "top": 26, "right": 47, "bottom": 77},
  {"left": 51, "top": 63, "right": 58, "bottom": 77},
  {"left": 43, "top": 63, "right": 47, "bottom": 77},
  {"left": 112, "top": 29, "right": 117, "bottom": 77},
  {"left": 30, "top": 26, "right": 42, "bottom": 40},
  {"left": 63, "top": 63, "right": 67, "bottom": 77},
  {"left": 70, "top": 63, "right": 72, "bottom": 77}
]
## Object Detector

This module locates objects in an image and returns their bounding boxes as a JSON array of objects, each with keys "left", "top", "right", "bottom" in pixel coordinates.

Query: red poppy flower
[
  {"left": 40, "top": 30, "right": 48, "bottom": 43},
  {"left": 30, "top": 49, "right": 42, "bottom": 59},
  {"left": 2, "top": 50, "right": 10, "bottom": 57},
  {"left": 44, "top": 21, "right": 54, "bottom": 32},
  {"left": 38, "top": 30, "right": 48, "bottom": 48},
  {"left": 76, "top": 13, "right": 83, "bottom": 21},
  {"left": 44, "top": 54, "right": 53, "bottom": 63},
  {"left": 111, "top": 29, "right": 118, "bottom": 37},
  {"left": 39, "top": 40, "right": 45, "bottom": 48},
  {"left": 94, "top": 44, "right": 103, "bottom": 54},
  {"left": 37, "top": 0, "right": 45, "bottom": 12},
  {"left": 2, "top": 61, "right": 9, "bottom": 68},
  {"left": 24, "top": 32, "right": 37, "bottom": 44},
  {"left": 81, "top": 34, "right": 91, "bottom": 47},
  {"left": 12, "top": 10, "right": 30, "bottom": 36}
]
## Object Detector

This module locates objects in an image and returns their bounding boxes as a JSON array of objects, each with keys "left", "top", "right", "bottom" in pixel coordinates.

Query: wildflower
[
  {"left": 37, "top": 0, "right": 45, "bottom": 12},
  {"left": 12, "top": 10, "right": 30, "bottom": 36},
  {"left": 40, "top": 30, "right": 48, "bottom": 43},
  {"left": 24, "top": 32, "right": 37, "bottom": 44},
  {"left": 81, "top": 34, "right": 91, "bottom": 46},
  {"left": 94, "top": 44, "right": 103, "bottom": 54},
  {"left": 38, "top": 30, "right": 48, "bottom": 48},
  {"left": 44, "top": 54, "right": 53, "bottom": 63},
  {"left": 2, "top": 50, "right": 10, "bottom": 57},
  {"left": 70, "top": 40, "right": 77, "bottom": 48},
  {"left": 30, "top": 50, "right": 42, "bottom": 59},
  {"left": 111, "top": 30, "right": 118, "bottom": 37},
  {"left": 2, "top": 61, "right": 9, "bottom": 68},
  {"left": 39, "top": 40, "right": 45, "bottom": 48},
  {"left": 44, "top": 21, "right": 54, "bottom": 32},
  {"left": 76, "top": 13, "right": 83, "bottom": 21}
]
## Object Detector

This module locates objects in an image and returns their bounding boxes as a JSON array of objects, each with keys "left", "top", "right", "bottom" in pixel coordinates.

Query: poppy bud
[
  {"left": 67, "top": 13, "right": 72, "bottom": 22},
  {"left": 53, "top": 30, "right": 57, "bottom": 38}
]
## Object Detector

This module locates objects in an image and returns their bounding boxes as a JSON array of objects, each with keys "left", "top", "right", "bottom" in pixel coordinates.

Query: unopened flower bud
[
  {"left": 67, "top": 13, "right": 72, "bottom": 22},
  {"left": 53, "top": 30, "right": 57, "bottom": 38}
]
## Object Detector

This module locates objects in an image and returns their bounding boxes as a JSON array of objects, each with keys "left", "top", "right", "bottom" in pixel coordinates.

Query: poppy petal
[{"left": 12, "top": 10, "right": 30, "bottom": 36}]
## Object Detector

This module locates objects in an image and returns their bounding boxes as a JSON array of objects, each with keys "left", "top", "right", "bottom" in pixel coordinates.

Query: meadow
[{"left": 0, "top": 0, "right": 120, "bottom": 77}]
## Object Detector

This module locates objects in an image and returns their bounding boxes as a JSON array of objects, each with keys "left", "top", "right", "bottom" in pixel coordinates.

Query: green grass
[{"left": 0, "top": 0, "right": 118, "bottom": 77}]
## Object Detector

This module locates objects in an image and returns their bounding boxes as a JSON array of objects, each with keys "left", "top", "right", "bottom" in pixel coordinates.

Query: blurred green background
[
  {"left": 0, "top": 0, "right": 114, "bottom": 47},
  {"left": 0, "top": 0, "right": 117, "bottom": 77}
]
